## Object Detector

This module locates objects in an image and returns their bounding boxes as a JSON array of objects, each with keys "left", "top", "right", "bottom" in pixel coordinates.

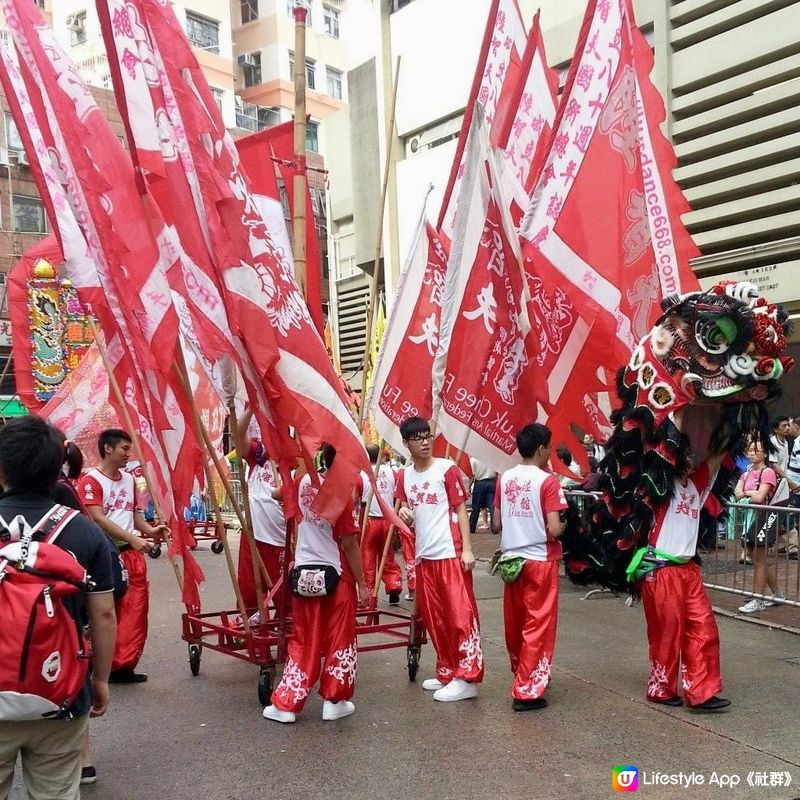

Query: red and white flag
[
  {"left": 492, "top": 12, "right": 559, "bottom": 221},
  {"left": 437, "top": 0, "right": 527, "bottom": 240},
  {"left": 0, "top": 7, "right": 205, "bottom": 607},
  {"left": 432, "top": 109, "right": 536, "bottom": 472},
  {"left": 518, "top": 0, "right": 700, "bottom": 459},
  {"left": 114, "top": 0, "right": 379, "bottom": 522},
  {"left": 237, "top": 121, "right": 326, "bottom": 337},
  {"left": 364, "top": 206, "right": 448, "bottom": 455}
]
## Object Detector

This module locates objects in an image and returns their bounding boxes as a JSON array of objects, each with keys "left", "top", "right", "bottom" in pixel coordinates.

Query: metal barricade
[{"left": 701, "top": 501, "right": 800, "bottom": 608}]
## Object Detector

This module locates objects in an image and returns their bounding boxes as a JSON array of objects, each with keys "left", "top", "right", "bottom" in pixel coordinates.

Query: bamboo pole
[
  {"left": 86, "top": 317, "right": 183, "bottom": 590},
  {"left": 358, "top": 56, "right": 401, "bottom": 428},
  {"left": 227, "top": 400, "right": 270, "bottom": 624},
  {"left": 292, "top": 4, "right": 308, "bottom": 297}
]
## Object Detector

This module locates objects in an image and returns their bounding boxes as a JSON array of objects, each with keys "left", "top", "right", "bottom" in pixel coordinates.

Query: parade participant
[
  {"left": 236, "top": 407, "right": 287, "bottom": 613},
  {"left": 0, "top": 416, "right": 116, "bottom": 800},
  {"left": 631, "top": 432, "right": 730, "bottom": 709},
  {"left": 492, "top": 423, "right": 567, "bottom": 711},
  {"left": 358, "top": 444, "right": 402, "bottom": 604},
  {"left": 77, "top": 429, "right": 168, "bottom": 684},
  {"left": 263, "top": 445, "right": 369, "bottom": 723},
  {"left": 396, "top": 417, "right": 483, "bottom": 702}
]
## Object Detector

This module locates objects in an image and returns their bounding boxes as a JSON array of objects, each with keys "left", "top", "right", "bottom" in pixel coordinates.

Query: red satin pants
[
  {"left": 237, "top": 539, "right": 286, "bottom": 614},
  {"left": 270, "top": 577, "right": 358, "bottom": 713},
  {"left": 361, "top": 518, "right": 402, "bottom": 596},
  {"left": 399, "top": 530, "right": 416, "bottom": 592},
  {"left": 112, "top": 549, "right": 149, "bottom": 672},
  {"left": 416, "top": 557, "right": 483, "bottom": 684},
  {"left": 503, "top": 559, "right": 559, "bottom": 700},
  {"left": 641, "top": 561, "right": 722, "bottom": 706}
]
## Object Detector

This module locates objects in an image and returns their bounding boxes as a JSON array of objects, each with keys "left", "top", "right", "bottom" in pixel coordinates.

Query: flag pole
[
  {"left": 86, "top": 317, "right": 183, "bottom": 591},
  {"left": 358, "top": 55, "right": 401, "bottom": 428},
  {"left": 292, "top": 4, "right": 308, "bottom": 298}
]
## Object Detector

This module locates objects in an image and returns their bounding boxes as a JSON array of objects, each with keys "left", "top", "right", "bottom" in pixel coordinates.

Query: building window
[
  {"left": 240, "top": 51, "right": 262, "bottom": 87},
  {"left": 241, "top": 0, "right": 258, "bottom": 24},
  {"left": 12, "top": 196, "right": 47, "bottom": 233},
  {"left": 323, "top": 6, "right": 340, "bottom": 38},
  {"left": 289, "top": 53, "right": 316, "bottom": 90},
  {"left": 185, "top": 12, "right": 220, "bottom": 55},
  {"left": 5, "top": 113, "right": 23, "bottom": 151},
  {"left": 211, "top": 87, "right": 225, "bottom": 116},
  {"left": 326, "top": 67, "right": 343, "bottom": 99},
  {"left": 306, "top": 121, "right": 319, "bottom": 152},
  {"left": 287, "top": 0, "right": 312, "bottom": 26},
  {"left": 67, "top": 11, "right": 87, "bottom": 46}
]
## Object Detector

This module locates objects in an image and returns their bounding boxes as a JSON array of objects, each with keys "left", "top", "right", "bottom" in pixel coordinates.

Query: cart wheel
[
  {"left": 257, "top": 666, "right": 275, "bottom": 706},
  {"left": 148, "top": 545, "right": 162, "bottom": 559},
  {"left": 188, "top": 643, "right": 202, "bottom": 676},
  {"left": 211, "top": 540, "right": 225, "bottom": 555},
  {"left": 407, "top": 646, "right": 420, "bottom": 682}
]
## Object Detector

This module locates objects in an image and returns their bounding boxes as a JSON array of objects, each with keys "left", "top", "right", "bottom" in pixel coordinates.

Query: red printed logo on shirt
[{"left": 675, "top": 489, "right": 698, "bottom": 519}]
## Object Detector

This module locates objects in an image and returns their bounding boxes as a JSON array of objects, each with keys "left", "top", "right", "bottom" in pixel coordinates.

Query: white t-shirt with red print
[
  {"left": 359, "top": 464, "right": 396, "bottom": 518},
  {"left": 77, "top": 468, "right": 137, "bottom": 545},
  {"left": 294, "top": 473, "right": 358, "bottom": 576},
  {"left": 395, "top": 458, "right": 467, "bottom": 561},
  {"left": 649, "top": 463, "right": 713, "bottom": 559},
  {"left": 245, "top": 440, "right": 286, "bottom": 547},
  {"left": 495, "top": 465, "right": 567, "bottom": 562}
]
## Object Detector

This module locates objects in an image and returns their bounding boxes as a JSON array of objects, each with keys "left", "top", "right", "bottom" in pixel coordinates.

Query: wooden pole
[
  {"left": 86, "top": 317, "right": 183, "bottom": 590},
  {"left": 358, "top": 56, "right": 401, "bottom": 427},
  {"left": 293, "top": 4, "right": 308, "bottom": 297}
]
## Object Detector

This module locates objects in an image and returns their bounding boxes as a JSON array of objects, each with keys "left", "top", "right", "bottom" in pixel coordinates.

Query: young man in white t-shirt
[
  {"left": 357, "top": 444, "right": 403, "bottom": 604},
  {"left": 492, "top": 423, "right": 567, "bottom": 712},
  {"left": 236, "top": 408, "right": 287, "bottom": 613},
  {"left": 636, "top": 433, "right": 729, "bottom": 711},
  {"left": 264, "top": 445, "right": 368, "bottom": 724},
  {"left": 395, "top": 417, "right": 483, "bottom": 702},
  {"left": 78, "top": 429, "right": 168, "bottom": 684}
]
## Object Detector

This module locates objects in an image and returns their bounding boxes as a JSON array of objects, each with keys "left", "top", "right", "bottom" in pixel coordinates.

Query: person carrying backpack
[{"left": 0, "top": 416, "right": 116, "bottom": 800}]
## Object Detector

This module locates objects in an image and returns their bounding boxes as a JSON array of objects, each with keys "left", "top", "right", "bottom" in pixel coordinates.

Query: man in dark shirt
[{"left": 0, "top": 416, "right": 116, "bottom": 800}]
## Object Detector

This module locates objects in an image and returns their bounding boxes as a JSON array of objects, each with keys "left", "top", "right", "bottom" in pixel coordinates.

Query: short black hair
[
  {"left": 516, "top": 423, "right": 551, "bottom": 458},
  {"left": 98, "top": 428, "right": 132, "bottom": 460},
  {"left": 771, "top": 414, "right": 789, "bottom": 432},
  {"left": 321, "top": 443, "right": 336, "bottom": 470},
  {"left": 0, "top": 416, "right": 65, "bottom": 493},
  {"left": 556, "top": 445, "right": 573, "bottom": 466},
  {"left": 399, "top": 416, "right": 430, "bottom": 441},
  {"left": 366, "top": 444, "right": 379, "bottom": 464}
]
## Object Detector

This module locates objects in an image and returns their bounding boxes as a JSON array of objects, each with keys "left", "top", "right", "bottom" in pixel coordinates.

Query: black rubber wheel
[
  {"left": 148, "top": 545, "right": 162, "bottom": 559},
  {"left": 407, "top": 647, "right": 420, "bottom": 682},
  {"left": 210, "top": 540, "right": 225, "bottom": 554},
  {"left": 257, "top": 666, "right": 274, "bottom": 706},
  {"left": 188, "top": 644, "right": 202, "bottom": 676}
]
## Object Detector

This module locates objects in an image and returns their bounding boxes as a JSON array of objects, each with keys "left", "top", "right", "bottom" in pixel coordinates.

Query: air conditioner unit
[
  {"left": 67, "top": 14, "right": 85, "bottom": 32},
  {"left": 16, "top": 150, "right": 29, "bottom": 167},
  {"left": 0, "top": 148, "right": 13, "bottom": 167},
  {"left": 237, "top": 53, "right": 257, "bottom": 67}
]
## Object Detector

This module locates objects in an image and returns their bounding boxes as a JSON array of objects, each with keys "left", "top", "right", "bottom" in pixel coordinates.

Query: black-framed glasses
[{"left": 407, "top": 434, "right": 433, "bottom": 443}]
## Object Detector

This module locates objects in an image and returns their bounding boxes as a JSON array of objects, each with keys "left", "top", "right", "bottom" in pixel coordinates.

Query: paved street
[{"left": 10, "top": 532, "right": 800, "bottom": 800}]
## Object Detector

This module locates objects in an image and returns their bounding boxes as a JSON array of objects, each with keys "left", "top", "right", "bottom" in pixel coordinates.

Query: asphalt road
[{"left": 9, "top": 533, "right": 800, "bottom": 800}]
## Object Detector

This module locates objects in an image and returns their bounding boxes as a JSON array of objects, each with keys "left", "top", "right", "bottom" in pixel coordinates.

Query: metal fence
[{"left": 701, "top": 501, "right": 799, "bottom": 608}]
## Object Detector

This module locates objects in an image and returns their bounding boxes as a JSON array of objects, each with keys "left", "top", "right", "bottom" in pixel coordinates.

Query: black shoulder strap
[{"left": 36, "top": 504, "right": 80, "bottom": 544}]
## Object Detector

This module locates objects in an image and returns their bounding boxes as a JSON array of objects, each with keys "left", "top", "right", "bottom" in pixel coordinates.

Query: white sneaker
[
  {"left": 262, "top": 705, "right": 296, "bottom": 723},
  {"left": 322, "top": 700, "right": 355, "bottom": 721},
  {"left": 765, "top": 592, "right": 786, "bottom": 607},
  {"left": 404, "top": 592, "right": 415, "bottom": 601},
  {"left": 738, "top": 599, "right": 768, "bottom": 614},
  {"left": 433, "top": 678, "right": 478, "bottom": 702},
  {"left": 422, "top": 678, "right": 444, "bottom": 691}
]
